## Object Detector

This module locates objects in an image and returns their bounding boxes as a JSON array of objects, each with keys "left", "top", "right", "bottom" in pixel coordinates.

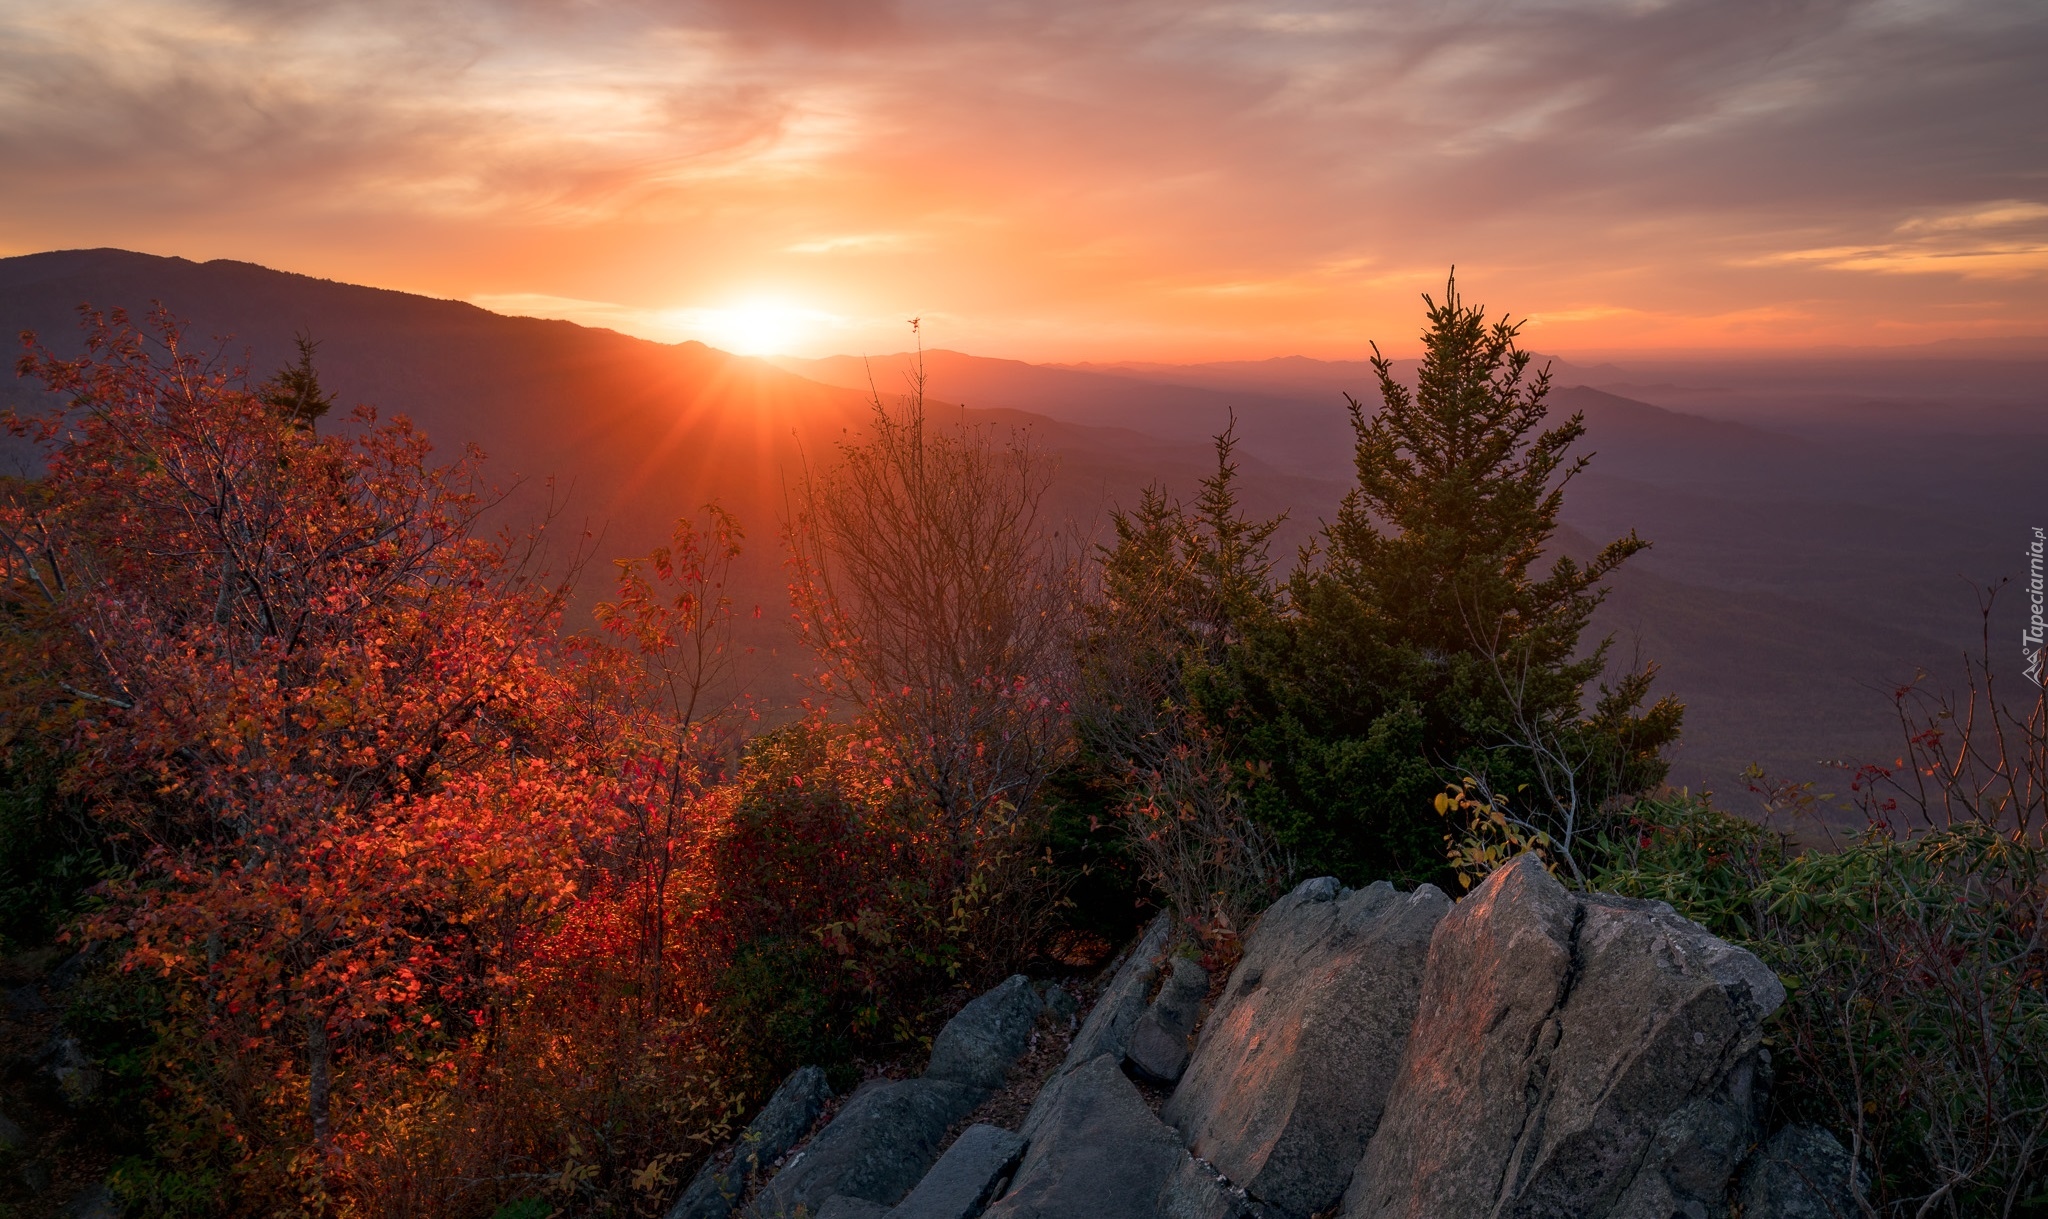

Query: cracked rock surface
[
  {"left": 1340, "top": 854, "right": 1785, "bottom": 1219},
  {"left": 1165, "top": 877, "right": 1450, "bottom": 1218},
  {"left": 724, "top": 856, "right": 1806, "bottom": 1219}
]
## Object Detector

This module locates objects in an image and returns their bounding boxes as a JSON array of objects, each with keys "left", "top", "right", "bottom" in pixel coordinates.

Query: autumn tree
[
  {"left": 784, "top": 332, "right": 1078, "bottom": 970},
  {"left": 0, "top": 310, "right": 623, "bottom": 1200},
  {"left": 592, "top": 504, "right": 748, "bottom": 1020},
  {"left": 788, "top": 333, "right": 1077, "bottom": 841}
]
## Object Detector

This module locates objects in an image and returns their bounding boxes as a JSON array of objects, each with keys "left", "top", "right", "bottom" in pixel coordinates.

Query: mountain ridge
[{"left": 3, "top": 246, "right": 2019, "bottom": 800}]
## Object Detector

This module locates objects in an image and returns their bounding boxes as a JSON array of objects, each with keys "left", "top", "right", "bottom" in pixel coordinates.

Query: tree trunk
[{"left": 307, "top": 1012, "right": 332, "bottom": 1149}]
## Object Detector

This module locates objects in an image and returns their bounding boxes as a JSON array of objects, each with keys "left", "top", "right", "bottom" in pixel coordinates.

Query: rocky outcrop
[
  {"left": 1166, "top": 878, "right": 1449, "bottom": 1218},
  {"left": 669, "top": 1066, "right": 832, "bottom": 1219},
  {"left": 750, "top": 1076, "right": 983, "bottom": 1217},
  {"left": 1734, "top": 1125, "right": 1864, "bottom": 1219},
  {"left": 730, "top": 857, "right": 1832, "bottom": 1219},
  {"left": 748, "top": 976, "right": 1052, "bottom": 1217},
  {"left": 1058, "top": 912, "right": 1170, "bottom": 1073},
  {"left": 1126, "top": 956, "right": 1208, "bottom": 1085},
  {"left": 928, "top": 976, "right": 1045, "bottom": 1091},
  {"left": 895, "top": 1124, "right": 1026, "bottom": 1219},
  {"left": 986, "top": 1055, "right": 1186, "bottom": 1219},
  {"left": 1343, "top": 855, "right": 1784, "bottom": 1219}
]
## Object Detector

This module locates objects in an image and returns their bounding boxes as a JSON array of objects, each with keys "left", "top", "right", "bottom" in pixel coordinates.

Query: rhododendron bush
[{"left": 0, "top": 313, "right": 997, "bottom": 1217}]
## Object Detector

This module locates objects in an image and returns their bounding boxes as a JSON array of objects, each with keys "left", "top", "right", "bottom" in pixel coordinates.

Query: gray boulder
[
  {"left": 815, "top": 1199, "right": 893, "bottom": 1219},
  {"left": 1037, "top": 983, "right": 1078, "bottom": 1023},
  {"left": 0, "top": 1104, "right": 26, "bottom": 1152},
  {"left": 1061, "top": 912, "right": 1171, "bottom": 1070},
  {"left": 63, "top": 1184, "right": 123, "bottom": 1219},
  {"left": 986, "top": 1055, "right": 1185, "bottom": 1219},
  {"left": 1734, "top": 1125, "right": 1865, "bottom": 1219},
  {"left": 926, "top": 975, "right": 1044, "bottom": 1091},
  {"left": 1343, "top": 854, "right": 1784, "bottom": 1219},
  {"left": 669, "top": 1065, "right": 833, "bottom": 1219},
  {"left": 1165, "top": 878, "right": 1451, "bottom": 1218},
  {"left": 749, "top": 1077, "right": 983, "bottom": 1217},
  {"left": 37, "top": 1032, "right": 98, "bottom": 1107},
  {"left": 1127, "top": 955, "right": 1209, "bottom": 1085},
  {"left": 894, "top": 1124, "right": 1026, "bottom": 1219}
]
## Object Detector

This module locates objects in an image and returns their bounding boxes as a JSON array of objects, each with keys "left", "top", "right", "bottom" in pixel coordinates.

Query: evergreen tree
[
  {"left": 1238, "top": 275, "right": 1681, "bottom": 884},
  {"left": 259, "top": 332, "right": 337, "bottom": 431},
  {"left": 1077, "top": 423, "right": 1289, "bottom": 927}
]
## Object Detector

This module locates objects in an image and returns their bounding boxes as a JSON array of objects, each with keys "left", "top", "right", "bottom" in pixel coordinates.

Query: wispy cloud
[
  {"left": 2, "top": 0, "right": 2044, "bottom": 355},
  {"left": 1748, "top": 199, "right": 2048, "bottom": 278}
]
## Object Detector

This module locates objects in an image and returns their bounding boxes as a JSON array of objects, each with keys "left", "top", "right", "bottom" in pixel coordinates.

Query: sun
[{"left": 692, "top": 300, "right": 817, "bottom": 356}]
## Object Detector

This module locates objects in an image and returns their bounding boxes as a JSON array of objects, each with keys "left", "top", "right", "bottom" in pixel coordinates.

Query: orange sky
[{"left": 3, "top": 0, "right": 2045, "bottom": 362}]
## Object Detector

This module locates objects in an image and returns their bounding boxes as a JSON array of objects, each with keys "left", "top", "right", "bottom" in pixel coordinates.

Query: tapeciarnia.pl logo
[{"left": 2028, "top": 526, "right": 2046, "bottom": 687}]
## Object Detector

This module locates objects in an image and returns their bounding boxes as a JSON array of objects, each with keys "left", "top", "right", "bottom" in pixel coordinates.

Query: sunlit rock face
[
  {"left": 1164, "top": 877, "right": 1451, "bottom": 1218},
  {"left": 741, "top": 855, "right": 1810, "bottom": 1219},
  {"left": 1341, "top": 854, "right": 1785, "bottom": 1219}
]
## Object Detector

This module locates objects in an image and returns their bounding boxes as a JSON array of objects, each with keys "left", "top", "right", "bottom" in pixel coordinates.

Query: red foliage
[{"left": 0, "top": 310, "right": 1024, "bottom": 1215}]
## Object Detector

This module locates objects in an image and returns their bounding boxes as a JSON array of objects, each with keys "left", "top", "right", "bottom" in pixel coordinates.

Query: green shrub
[{"left": 1598, "top": 797, "right": 2048, "bottom": 1217}]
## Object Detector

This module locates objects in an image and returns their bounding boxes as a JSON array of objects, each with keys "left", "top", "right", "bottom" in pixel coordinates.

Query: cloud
[
  {"left": 1, "top": 0, "right": 2044, "bottom": 354},
  {"left": 1896, "top": 202, "right": 2048, "bottom": 234},
  {"left": 1746, "top": 199, "right": 2048, "bottom": 278},
  {"left": 786, "top": 232, "right": 909, "bottom": 254}
]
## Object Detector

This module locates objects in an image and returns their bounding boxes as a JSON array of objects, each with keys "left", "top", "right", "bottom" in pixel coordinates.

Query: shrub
[{"left": 1598, "top": 793, "right": 2048, "bottom": 1217}]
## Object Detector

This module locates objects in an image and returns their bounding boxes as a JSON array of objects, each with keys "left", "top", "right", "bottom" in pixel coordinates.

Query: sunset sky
[{"left": 2, "top": 0, "right": 2044, "bottom": 360}]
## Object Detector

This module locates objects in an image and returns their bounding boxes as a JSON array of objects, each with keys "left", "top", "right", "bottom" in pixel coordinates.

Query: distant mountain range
[{"left": 7, "top": 247, "right": 2044, "bottom": 810}]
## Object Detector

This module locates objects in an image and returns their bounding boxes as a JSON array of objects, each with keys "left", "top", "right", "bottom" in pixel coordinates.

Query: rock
[
  {"left": 37, "top": 1032, "right": 99, "bottom": 1107},
  {"left": 1734, "top": 1124, "right": 1865, "bottom": 1219},
  {"left": 749, "top": 1077, "right": 983, "bottom": 1217},
  {"left": 0, "top": 1104, "right": 26, "bottom": 1151},
  {"left": 926, "top": 975, "right": 1043, "bottom": 1091},
  {"left": 1060, "top": 913, "right": 1171, "bottom": 1071},
  {"left": 64, "top": 1183, "right": 123, "bottom": 1219},
  {"left": 669, "top": 1065, "right": 833, "bottom": 1219},
  {"left": 1127, "top": 955, "right": 1209, "bottom": 1084},
  {"left": 1293, "top": 876, "right": 1341, "bottom": 904},
  {"left": 985, "top": 1055, "right": 1185, "bottom": 1219},
  {"left": 746, "top": 1065, "right": 837, "bottom": 1168},
  {"left": 1343, "top": 855, "right": 1785, "bottom": 1219},
  {"left": 1037, "top": 983, "right": 1078, "bottom": 1023},
  {"left": 1160, "top": 1154, "right": 1270, "bottom": 1219},
  {"left": 1165, "top": 878, "right": 1450, "bottom": 1218},
  {"left": 815, "top": 1198, "right": 893, "bottom": 1219},
  {"left": 894, "top": 1124, "right": 1026, "bottom": 1219}
]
